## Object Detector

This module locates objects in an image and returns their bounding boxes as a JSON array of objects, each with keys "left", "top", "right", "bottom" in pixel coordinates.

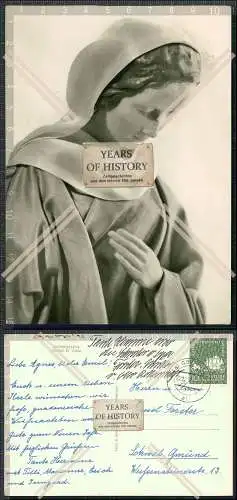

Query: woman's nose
[{"left": 142, "top": 115, "right": 159, "bottom": 138}]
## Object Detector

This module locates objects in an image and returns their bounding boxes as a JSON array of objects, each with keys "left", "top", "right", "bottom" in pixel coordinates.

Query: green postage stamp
[{"left": 189, "top": 338, "right": 227, "bottom": 384}]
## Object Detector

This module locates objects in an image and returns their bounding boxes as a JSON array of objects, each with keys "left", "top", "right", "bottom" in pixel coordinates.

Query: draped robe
[{"left": 6, "top": 163, "right": 205, "bottom": 324}]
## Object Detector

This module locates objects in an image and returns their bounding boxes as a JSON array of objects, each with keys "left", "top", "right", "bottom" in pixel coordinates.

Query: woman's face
[{"left": 105, "top": 82, "right": 194, "bottom": 141}]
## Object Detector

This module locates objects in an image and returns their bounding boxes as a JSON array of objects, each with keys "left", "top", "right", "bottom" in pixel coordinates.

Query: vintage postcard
[
  {"left": 4, "top": 4, "right": 233, "bottom": 325},
  {"left": 4, "top": 332, "right": 233, "bottom": 496}
]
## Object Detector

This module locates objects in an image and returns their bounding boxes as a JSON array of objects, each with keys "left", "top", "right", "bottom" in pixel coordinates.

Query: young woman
[{"left": 6, "top": 18, "right": 206, "bottom": 324}]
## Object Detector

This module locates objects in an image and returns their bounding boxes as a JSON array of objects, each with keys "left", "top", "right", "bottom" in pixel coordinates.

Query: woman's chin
[{"left": 134, "top": 135, "right": 149, "bottom": 142}]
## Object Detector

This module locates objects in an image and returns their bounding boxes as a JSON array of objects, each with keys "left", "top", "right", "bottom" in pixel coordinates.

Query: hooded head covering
[{"left": 8, "top": 18, "right": 202, "bottom": 201}]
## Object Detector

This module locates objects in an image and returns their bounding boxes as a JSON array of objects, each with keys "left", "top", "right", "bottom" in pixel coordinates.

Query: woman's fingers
[
  {"left": 116, "top": 228, "right": 149, "bottom": 251},
  {"left": 108, "top": 228, "right": 163, "bottom": 289},
  {"left": 114, "top": 252, "right": 141, "bottom": 282},
  {"left": 108, "top": 230, "right": 147, "bottom": 261},
  {"left": 109, "top": 238, "right": 143, "bottom": 270}
]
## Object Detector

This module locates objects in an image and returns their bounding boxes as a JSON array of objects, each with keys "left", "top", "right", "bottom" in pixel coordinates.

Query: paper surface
[{"left": 4, "top": 332, "right": 233, "bottom": 497}]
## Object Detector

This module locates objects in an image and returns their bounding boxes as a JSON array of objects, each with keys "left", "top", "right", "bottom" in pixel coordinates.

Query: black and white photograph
[{"left": 5, "top": 5, "right": 232, "bottom": 325}]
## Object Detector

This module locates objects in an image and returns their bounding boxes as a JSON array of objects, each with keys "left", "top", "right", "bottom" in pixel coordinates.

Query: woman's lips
[{"left": 133, "top": 133, "right": 148, "bottom": 141}]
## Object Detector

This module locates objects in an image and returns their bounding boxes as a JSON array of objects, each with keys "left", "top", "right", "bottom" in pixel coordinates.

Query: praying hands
[{"left": 108, "top": 228, "right": 164, "bottom": 289}]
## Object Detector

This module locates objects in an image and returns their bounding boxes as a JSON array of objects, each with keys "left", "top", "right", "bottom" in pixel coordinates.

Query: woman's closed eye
[{"left": 137, "top": 107, "right": 161, "bottom": 122}]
